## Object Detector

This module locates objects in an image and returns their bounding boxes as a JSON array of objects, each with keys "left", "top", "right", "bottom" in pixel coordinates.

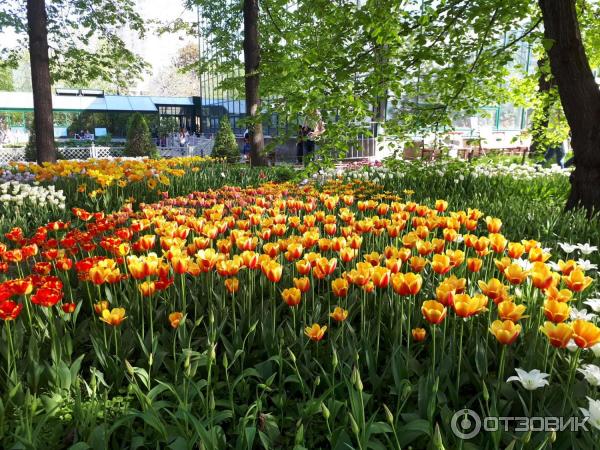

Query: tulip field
[{"left": 0, "top": 157, "right": 599, "bottom": 449}]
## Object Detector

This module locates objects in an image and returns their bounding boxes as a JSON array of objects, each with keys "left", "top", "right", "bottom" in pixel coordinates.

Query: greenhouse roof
[{"left": 0, "top": 91, "right": 194, "bottom": 112}]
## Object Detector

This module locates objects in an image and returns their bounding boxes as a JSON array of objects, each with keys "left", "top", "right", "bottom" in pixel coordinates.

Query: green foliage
[
  {"left": 0, "top": 65, "right": 13, "bottom": 90},
  {"left": 24, "top": 119, "right": 37, "bottom": 162},
  {"left": 1, "top": 1, "right": 148, "bottom": 90},
  {"left": 157, "top": 116, "right": 179, "bottom": 138},
  {"left": 124, "top": 113, "right": 157, "bottom": 158},
  {"left": 211, "top": 116, "right": 240, "bottom": 163}
]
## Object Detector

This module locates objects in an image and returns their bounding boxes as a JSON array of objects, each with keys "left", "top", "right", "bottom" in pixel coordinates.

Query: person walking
[{"left": 179, "top": 128, "right": 189, "bottom": 156}]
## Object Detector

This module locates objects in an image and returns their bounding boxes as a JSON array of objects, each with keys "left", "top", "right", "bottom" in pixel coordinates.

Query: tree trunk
[
  {"left": 539, "top": 0, "right": 600, "bottom": 214},
  {"left": 243, "top": 0, "right": 266, "bottom": 167},
  {"left": 27, "top": 0, "right": 56, "bottom": 164},
  {"left": 528, "top": 57, "right": 554, "bottom": 157}
]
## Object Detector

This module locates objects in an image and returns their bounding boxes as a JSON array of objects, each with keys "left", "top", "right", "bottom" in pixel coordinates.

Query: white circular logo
[{"left": 451, "top": 409, "right": 481, "bottom": 440}]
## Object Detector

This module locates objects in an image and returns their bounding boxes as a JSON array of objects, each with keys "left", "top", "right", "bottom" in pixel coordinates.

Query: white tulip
[
  {"left": 580, "top": 397, "right": 600, "bottom": 431},
  {"left": 578, "top": 364, "right": 600, "bottom": 387},
  {"left": 507, "top": 368, "right": 550, "bottom": 391}
]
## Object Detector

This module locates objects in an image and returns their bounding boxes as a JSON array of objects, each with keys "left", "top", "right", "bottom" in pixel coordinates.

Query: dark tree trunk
[
  {"left": 27, "top": 0, "right": 56, "bottom": 164},
  {"left": 539, "top": 0, "right": 600, "bottom": 214},
  {"left": 243, "top": 0, "right": 266, "bottom": 167},
  {"left": 528, "top": 57, "right": 554, "bottom": 156}
]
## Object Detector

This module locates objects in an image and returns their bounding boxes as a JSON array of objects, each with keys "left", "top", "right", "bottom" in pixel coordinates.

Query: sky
[{"left": 127, "top": 0, "right": 195, "bottom": 92}]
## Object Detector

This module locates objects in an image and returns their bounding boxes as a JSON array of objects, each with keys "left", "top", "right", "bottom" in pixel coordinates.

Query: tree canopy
[{"left": 0, "top": 0, "right": 148, "bottom": 90}]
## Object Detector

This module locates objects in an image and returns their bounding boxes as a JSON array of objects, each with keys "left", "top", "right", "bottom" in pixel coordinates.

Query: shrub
[
  {"left": 124, "top": 113, "right": 157, "bottom": 158},
  {"left": 212, "top": 116, "right": 240, "bottom": 163}
]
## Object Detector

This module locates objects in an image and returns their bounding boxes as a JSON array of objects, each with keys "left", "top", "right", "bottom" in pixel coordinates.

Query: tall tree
[
  {"left": 243, "top": 0, "right": 265, "bottom": 166},
  {"left": 539, "top": 0, "right": 600, "bottom": 213},
  {"left": 27, "top": 0, "right": 54, "bottom": 164},
  {"left": 1, "top": 0, "right": 147, "bottom": 163}
]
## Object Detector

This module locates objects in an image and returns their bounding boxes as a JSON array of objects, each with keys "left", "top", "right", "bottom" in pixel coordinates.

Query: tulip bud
[
  {"left": 295, "top": 422, "right": 304, "bottom": 445},
  {"left": 482, "top": 382, "right": 489, "bottom": 402},
  {"left": 148, "top": 353, "right": 153, "bottom": 367},
  {"left": 209, "top": 391, "right": 215, "bottom": 410},
  {"left": 223, "top": 353, "right": 228, "bottom": 369},
  {"left": 321, "top": 402, "right": 330, "bottom": 420},
  {"left": 288, "top": 348, "right": 297, "bottom": 363},
  {"left": 315, "top": 376, "right": 321, "bottom": 387},
  {"left": 209, "top": 310, "right": 214, "bottom": 324},
  {"left": 250, "top": 321, "right": 258, "bottom": 332},
  {"left": 550, "top": 431, "right": 556, "bottom": 443},
  {"left": 383, "top": 404, "right": 394, "bottom": 425},
  {"left": 522, "top": 430, "right": 531, "bottom": 444},
  {"left": 125, "top": 359, "right": 134, "bottom": 376},
  {"left": 432, "top": 423, "right": 446, "bottom": 450},
  {"left": 209, "top": 344, "right": 216, "bottom": 361},
  {"left": 349, "top": 413, "right": 360, "bottom": 437},
  {"left": 332, "top": 347, "right": 339, "bottom": 370}
]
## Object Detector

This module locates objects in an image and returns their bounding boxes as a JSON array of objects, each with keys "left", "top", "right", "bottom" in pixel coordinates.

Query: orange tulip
[
  {"left": 489, "top": 233, "right": 508, "bottom": 253},
  {"left": 435, "top": 282, "right": 455, "bottom": 306},
  {"left": 540, "top": 322, "right": 573, "bottom": 348},
  {"left": 435, "top": 200, "right": 448, "bottom": 212},
  {"left": 397, "top": 247, "right": 412, "bottom": 262},
  {"left": 530, "top": 262, "right": 555, "bottom": 290},
  {"left": 571, "top": 320, "right": 600, "bottom": 348},
  {"left": 503, "top": 264, "right": 529, "bottom": 285},
  {"left": 562, "top": 269, "right": 593, "bottom": 292},
  {"left": 467, "top": 257, "right": 483, "bottom": 273},
  {"left": 485, "top": 216, "right": 502, "bottom": 233},
  {"left": 296, "top": 259, "right": 312, "bottom": 275},
  {"left": 528, "top": 246, "right": 550, "bottom": 263},
  {"left": 453, "top": 293, "right": 488, "bottom": 318},
  {"left": 543, "top": 299, "right": 570, "bottom": 323},
  {"left": 332, "top": 278, "right": 349, "bottom": 297},
  {"left": 138, "top": 281, "right": 156, "bottom": 297},
  {"left": 412, "top": 327, "right": 427, "bottom": 341},
  {"left": 391, "top": 272, "right": 423, "bottom": 296},
  {"left": 494, "top": 257, "right": 512, "bottom": 272},
  {"left": 262, "top": 260, "right": 283, "bottom": 283},
  {"left": 169, "top": 312, "right": 183, "bottom": 328},
  {"left": 478, "top": 278, "right": 509, "bottom": 304},
  {"left": 372, "top": 266, "right": 391, "bottom": 288},
  {"left": 557, "top": 259, "right": 577, "bottom": 275},
  {"left": 100, "top": 308, "right": 127, "bottom": 326},
  {"left": 497, "top": 300, "right": 527, "bottom": 321},
  {"left": 282, "top": 288, "right": 302, "bottom": 307},
  {"left": 507, "top": 242, "right": 525, "bottom": 259},
  {"left": 490, "top": 320, "right": 521, "bottom": 345},
  {"left": 409, "top": 256, "right": 427, "bottom": 272},
  {"left": 94, "top": 300, "right": 110, "bottom": 315},
  {"left": 421, "top": 300, "right": 447, "bottom": 325},
  {"left": 545, "top": 286, "right": 573, "bottom": 303},
  {"left": 304, "top": 323, "right": 327, "bottom": 341},
  {"left": 224, "top": 277, "right": 240, "bottom": 294},
  {"left": 293, "top": 277, "right": 310, "bottom": 293},
  {"left": 61, "top": 302, "right": 76, "bottom": 314},
  {"left": 431, "top": 254, "right": 451, "bottom": 275},
  {"left": 330, "top": 306, "right": 349, "bottom": 322}
]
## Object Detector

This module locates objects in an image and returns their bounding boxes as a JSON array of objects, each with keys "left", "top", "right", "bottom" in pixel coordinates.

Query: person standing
[
  {"left": 296, "top": 125, "right": 305, "bottom": 164},
  {"left": 303, "top": 110, "right": 325, "bottom": 163},
  {"left": 179, "top": 128, "right": 189, "bottom": 156},
  {"left": 544, "top": 139, "right": 568, "bottom": 168}
]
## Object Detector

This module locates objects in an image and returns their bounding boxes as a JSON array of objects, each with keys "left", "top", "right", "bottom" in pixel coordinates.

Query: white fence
[{"left": 0, "top": 140, "right": 215, "bottom": 164}]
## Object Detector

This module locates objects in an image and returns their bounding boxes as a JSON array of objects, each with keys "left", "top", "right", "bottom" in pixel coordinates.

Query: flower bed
[{"left": 0, "top": 178, "right": 598, "bottom": 448}]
